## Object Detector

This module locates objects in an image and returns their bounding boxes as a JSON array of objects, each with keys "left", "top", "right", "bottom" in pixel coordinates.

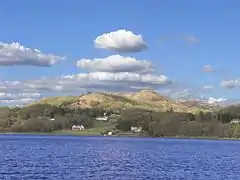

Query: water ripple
[{"left": 0, "top": 135, "right": 239, "bottom": 180}]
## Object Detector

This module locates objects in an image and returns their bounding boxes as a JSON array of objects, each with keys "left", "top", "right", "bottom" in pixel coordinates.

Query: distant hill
[
  {"left": 31, "top": 96, "right": 76, "bottom": 107},
  {"left": 30, "top": 90, "right": 219, "bottom": 113}
]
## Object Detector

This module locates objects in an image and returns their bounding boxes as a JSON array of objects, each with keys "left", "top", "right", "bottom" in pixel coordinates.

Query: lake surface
[{"left": 0, "top": 135, "right": 239, "bottom": 180}]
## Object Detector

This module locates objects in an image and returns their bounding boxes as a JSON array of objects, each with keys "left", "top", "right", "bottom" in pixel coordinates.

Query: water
[{"left": 0, "top": 135, "right": 239, "bottom": 180}]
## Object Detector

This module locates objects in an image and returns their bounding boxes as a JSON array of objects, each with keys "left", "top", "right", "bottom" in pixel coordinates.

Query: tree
[
  {"left": 11, "top": 120, "right": 23, "bottom": 132},
  {"left": 219, "top": 112, "right": 231, "bottom": 124},
  {"left": 233, "top": 125, "right": 240, "bottom": 138},
  {"left": 195, "top": 111, "right": 204, "bottom": 121},
  {"left": 116, "top": 118, "right": 132, "bottom": 131},
  {"left": 21, "top": 118, "right": 53, "bottom": 132}
]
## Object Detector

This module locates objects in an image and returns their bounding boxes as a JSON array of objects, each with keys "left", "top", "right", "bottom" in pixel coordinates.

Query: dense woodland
[
  {"left": 0, "top": 104, "right": 240, "bottom": 138},
  {"left": 117, "top": 109, "right": 240, "bottom": 138},
  {"left": 0, "top": 104, "right": 111, "bottom": 133}
]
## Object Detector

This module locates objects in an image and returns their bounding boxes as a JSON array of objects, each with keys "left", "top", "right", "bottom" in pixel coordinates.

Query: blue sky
[{"left": 0, "top": 0, "right": 240, "bottom": 105}]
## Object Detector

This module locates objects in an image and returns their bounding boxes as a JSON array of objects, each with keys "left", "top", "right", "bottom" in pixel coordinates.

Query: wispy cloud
[
  {"left": 0, "top": 92, "right": 41, "bottom": 106},
  {"left": 203, "top": 65, "right": 214, "bottom": 72},
  {"left": 160, "top": 34, "right": 199, "bottom": 44},
  {"left": 182, "top": 35, "right": 198, "bottom": 43},
  {"left": 203, "top": 85, "right": 214, "bottom": 90},
  {"left": 221, "top": 79, "right": 240, "bottom": 89}
]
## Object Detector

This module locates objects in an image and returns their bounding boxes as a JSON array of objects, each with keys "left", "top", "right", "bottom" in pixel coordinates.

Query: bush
[{"left": 21, "top": 119, "right": 53, "bottom": 132}]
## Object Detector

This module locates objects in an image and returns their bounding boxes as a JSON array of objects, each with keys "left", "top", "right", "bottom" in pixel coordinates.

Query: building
[
  {"left": 230, "top": 119, "right": 240, "bottom": 124},
  {"left": 96, "top": 116, "right": 108, "bottom": 121},
  {"left": 96, "top": 113, "right": 109, "bottom": 121},
  {"left": 72, "top": 125, "right": 85, "bottom": 130},
  {"left": 131, "top": 126, "right": 142, "bottom": 133}
]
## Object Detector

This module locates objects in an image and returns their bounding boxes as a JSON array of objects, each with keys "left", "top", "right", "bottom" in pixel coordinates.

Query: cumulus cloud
[
  {"left": 221, "top": 79, "right": 240, "bottom": 88},
  {"left": 203, "top": 65, "right": 213, "bottom": 72},
  {"left": 94, "top": 29, "right": 147, "bottom": 52},
  {"left": 58, "top": 72, "right": 171, "bottom": 92},
  {"left": 76, "top": 55, "right": 153, "bottom": 74},
  {"left": 0, "top": 42, "right": 65, "bottom": 66},
  {"left": 0, "top": 72, "right": 171, "bottom": 97}
]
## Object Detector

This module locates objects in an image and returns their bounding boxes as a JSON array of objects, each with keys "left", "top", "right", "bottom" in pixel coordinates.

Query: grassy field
[
  {"left": 53, "top": 120, "right": 115, "bottom": 136},
  {"left": 1, "top": 131, "right": 239, "bottom": 140},
  {"left": 1, "top": 120, "right": 239, "bottom": 139}
]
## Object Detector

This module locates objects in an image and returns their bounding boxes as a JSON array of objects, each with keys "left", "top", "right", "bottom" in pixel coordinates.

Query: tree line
[
  {"left": 0, "top": 104, "right": 240, "bottom": 138},
  {"left": 0, "top": 104, "right": 112, "bottom": 133},
  {"left": 115, "top": 109, "right": 240, "bottom": 138}
]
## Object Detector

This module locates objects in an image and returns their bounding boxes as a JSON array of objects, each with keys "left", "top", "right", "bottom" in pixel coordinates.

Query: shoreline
[{"left": 0, "top": 132, "right": 239, "bottom": 141}]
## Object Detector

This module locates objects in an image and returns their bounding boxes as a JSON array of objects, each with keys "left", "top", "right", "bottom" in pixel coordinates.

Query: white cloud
[
  {"left": 0, "top": 98, "right": 37, "bottom": 106},
  {"left": 76, "top": 55, "right": 153, "bottom": 73},
  {"left": 207, "top": 97, "right": 226, "bottom": 105},
  {"left": 0, "top": 42, "right": 65, "bottom": 66},
  {"left": 203, "top": 65, "right": 213, "bottom": 72},
  {"left": 183, "top": 35, "right": 198, "bottom": 43},
  {"left": 203, "top": 85, "right": 214, "bottom": 90},
  {"left": 1, "top": 75, "right": 232, "bottom": 107},
  {"left": 221, "top": 79, "right": 240, "bottom": 88},
  {"left": 0, "top": 71, "right": 171, "bottom": 106},
  {"left": 0, "top": 92, "right": 40, "bottom": 100},
  {"left": 158, "top": 88, "right": 195, "bottom": 100},
  {"left": 172, "top": 89, "right": 193, "bottom": 99},
  {"left": 0, "top": 72, "right": 171, "bottom": 96},
  {"left": 0, "top": 92, "right": 41, "bottom": 106},
  {"left": 0, "top": 81, "right": 22, "bottom": 92},
  {"left": 59, "top": 72, "right": 171, "bottom": 91},
  {"left": 94, "top": 29, "right": 147, "bottom": 52},
  {"left": 65, "top": 72, "right": 169, "bottom": 83},
  {"left": 158, "top": 86, "right": 221, "bottom": 104}
]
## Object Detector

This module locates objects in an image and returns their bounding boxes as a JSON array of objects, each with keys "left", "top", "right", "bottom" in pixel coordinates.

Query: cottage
[
  {"left": 230, "top": 119, "right": 240, "bottom": 124},
  {"left": 96, "top": 113, "right": 109, "bottom": 121},
  {"left": 131, "top": 126, "right": 142, "bottom": 133},
  {"left": 72, "top": 125, "right": 85, "bottom": 130},
  {"left": 108, "top": 131, "right": 113, "bottom": 136},
  {"left": 96, "top": 116, "right": 108, "bottom": 121}
]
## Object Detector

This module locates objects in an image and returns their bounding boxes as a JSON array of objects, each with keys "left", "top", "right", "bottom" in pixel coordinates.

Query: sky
[{"left": 0, "top": 0, "right": 240, "bottom": 106}]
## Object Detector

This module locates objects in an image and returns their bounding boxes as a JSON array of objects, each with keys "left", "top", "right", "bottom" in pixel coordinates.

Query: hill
[
  {"left": 1, "top": 90, "right": 239, "bottom": 138},
  {"left": 30, "top": 90, "right": 218, "bottom": 113}
]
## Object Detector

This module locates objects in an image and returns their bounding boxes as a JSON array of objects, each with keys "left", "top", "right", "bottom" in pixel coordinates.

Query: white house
[
  {"left": 131, "top": 126, "right": 142, "bottom": 133},
  {"left": 72, "top": 125, "right": 85, "bottom": 130},
  {"left": 96, "top": 116, "right": 108, "bottom": 121},
  {"left": 230, "top": 119, "right": 240, "bottom": 124},
  {"left": 96, "top": 113, "right": 109, "bottom": 121}
]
